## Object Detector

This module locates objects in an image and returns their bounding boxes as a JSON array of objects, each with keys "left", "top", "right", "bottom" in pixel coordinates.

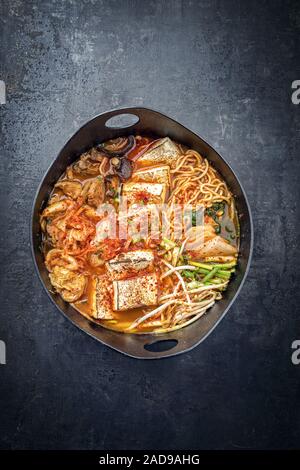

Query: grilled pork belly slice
[
  {"left": 91, "top": 277, "right": 114, "bottom": 320},
  {"left": 113, "top": 273, "right": 158, "bottom": 311},
  {"left": 122, "top": 181, "right": 167, "bottom": 205},
  {"left": 132, "top": 165, "right": 170, "bottom": 185},
  {"left": 106, "top": 250, "right": 154, "bottom": 280},
  {"left": 137, "top": 137, "right": 180, "bottom": 168}
]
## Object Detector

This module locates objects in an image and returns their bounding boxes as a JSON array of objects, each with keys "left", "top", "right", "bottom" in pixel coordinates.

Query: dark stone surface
[{"left": 0, "top": 0, "right": 300, "bottom": 450}]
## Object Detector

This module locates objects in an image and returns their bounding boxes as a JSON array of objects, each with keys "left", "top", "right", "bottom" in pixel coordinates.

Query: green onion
[
  {"left": 182, "top": 270, "right": 195, "bottom": 279},
  {"left": 202, "top": 266, "right": 219, "bottom": 283},
  {"left": 197, "top": 267, "right": 212, "bottom": 275},
  {"left": 204, "top": 279, "right": 223, "bottom": 285},
  {"left": 210, "top": 261, "right": 237, "bottom": 269},
  {"left": 189, "top": 261, "right": 214, "bottom": 270},
  {"left": 215, "top": 272, "right": 231, "bottom": 280}
]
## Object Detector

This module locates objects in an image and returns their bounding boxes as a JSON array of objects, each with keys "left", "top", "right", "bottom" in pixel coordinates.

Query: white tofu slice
[
  {"left": 106, "top": 250, "right": 154, "bottom": 280},
  {"left": 137, "top": 137, "right": 180, "bottom": 168},
  {"left": 113, "top": 273, "right": 158, "bottom": 311},
  {"left": 132, "top": 165, "right": 170, "bottom": 185},
  {"left": 122, "top": 181, "right": 167, "bottom": 205},
  {"left": 90, "top": 277, "right": 114, "bottom": 320}
]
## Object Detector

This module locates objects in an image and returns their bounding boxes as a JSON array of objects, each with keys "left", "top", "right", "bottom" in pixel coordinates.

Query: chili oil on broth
[{"left": 40, "top": 135, "right": 239, "bottom": 334}]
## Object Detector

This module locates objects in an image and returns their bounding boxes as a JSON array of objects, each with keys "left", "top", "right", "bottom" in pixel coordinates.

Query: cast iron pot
[{"left": 31, "top": 107, "right": 253, "bottom": 359}]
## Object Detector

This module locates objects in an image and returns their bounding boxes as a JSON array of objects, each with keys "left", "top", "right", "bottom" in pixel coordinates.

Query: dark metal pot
[{"left": 31, "top": 107, "right": 253, "bottom": 359}]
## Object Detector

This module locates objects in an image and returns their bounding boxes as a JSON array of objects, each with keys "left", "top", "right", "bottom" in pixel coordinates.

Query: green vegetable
[
  {"left": 190, "top": 260, "right": 236, "bottom": 270},
  {"left": 212, "top": 202, "right": 225, "bottom": 212},
  {"left": 205, "top": 202, "right": 226, "bottom": 234},
  {"left": 201, "top": 266, "right": 219, "bottom": 283},
  {"left": 182, "top": 270, "right": 196, "bottom": 279},
  {"left": 204, "top": 279, "right": 223, "bottom": 285},
  {"left": 189, "top": 261, "right": 214, "bottom": 270},
  {"left": 210, "top": 261, "right": 237, "bottom": 269},
  {"left": 191, "top": 209, "right": 206, "bottom": 226}
]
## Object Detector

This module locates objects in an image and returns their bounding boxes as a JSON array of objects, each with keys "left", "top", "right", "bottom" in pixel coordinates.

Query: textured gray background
[{"left": 0, "top": 0, "right": 300, "bottom": 450}]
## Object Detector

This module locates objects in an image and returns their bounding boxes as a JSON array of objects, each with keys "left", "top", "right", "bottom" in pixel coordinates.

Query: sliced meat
[
  {"left": 132, "top": 165, "right": 170, "bottom": 185},
  {"left": 106, "top": 250, "right": 154, "bottom": 280},
  {"left": 122, "top": 181, "right": 167, "bottom": 205},
  {"left": 137, "top": 137, "right": 180, "bottom": 168},
  {"left": 90, "top": 277, "right": 114, "bottom": 320},
  {"left": 113, "top": 273, "right": 158, "bottom": 311}
]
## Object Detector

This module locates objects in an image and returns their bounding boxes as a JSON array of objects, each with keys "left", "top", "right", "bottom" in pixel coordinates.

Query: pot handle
[
  {"left": 115, "top": 333, "right": 184, "bottom": 359},
  {"left": 104, "top": 112, "right": 140, "bottom": 129},
  {"left": 91, "top": 106, "right": 166, "bottom": 134}
]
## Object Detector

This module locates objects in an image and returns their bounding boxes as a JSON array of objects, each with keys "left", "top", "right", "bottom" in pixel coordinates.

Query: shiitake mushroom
[
  {"left": 107, "top": 157, "right": 133, "bottom": 180},
  {"left": 117, "top": 158, "right": 133, "bottom": 180},
  {"left": 98, "top": 135, "right": 135, "bottom": 157}
]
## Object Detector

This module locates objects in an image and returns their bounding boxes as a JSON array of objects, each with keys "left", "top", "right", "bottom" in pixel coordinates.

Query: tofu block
[
  {"left": 132, "top": 165, "right": 170, "bottom": 185},
  {"left": 106, "top": 250, "right": 154, "bottom": 280},
  {"left": 122, "top": 181, "right": 167, "bottom": 205},
  {"left": 113, "top": 273, "right": 158, "bottom": 311},
  {"left": 91, "top": 277, "right": 114, "bottom": 320},
  {"left": 137, "top": 137, "right": 180, "bottom": 168}
]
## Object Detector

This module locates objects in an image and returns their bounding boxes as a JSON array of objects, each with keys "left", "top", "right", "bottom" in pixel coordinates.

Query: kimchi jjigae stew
[{"left": 40, "top": 136, "right": 239, "bottom": 334}]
